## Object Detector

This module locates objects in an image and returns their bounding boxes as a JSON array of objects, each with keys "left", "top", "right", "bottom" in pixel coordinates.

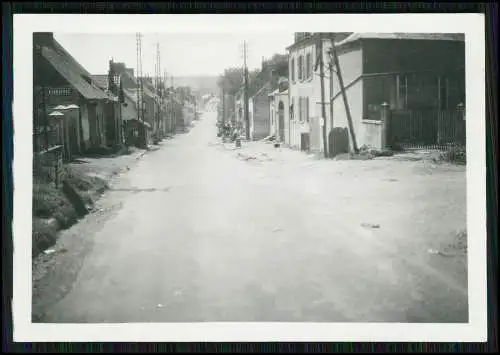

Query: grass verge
[{"left": 32, "top": 165, "right": 108, "bottom": 257}]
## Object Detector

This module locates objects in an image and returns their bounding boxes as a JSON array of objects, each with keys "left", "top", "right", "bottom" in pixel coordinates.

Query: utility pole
[
  {"left": 155, "top": 42, "right": 161, "bottom": 139},
  {"left": 171, "top": 75, "right": 176, "bottom": 133},
  {"left": 318, "top": 37, "right": 328, "bottom": 158},
  {"left": 329, "top": 35, "right": 335, "bottom": 131},
  {"left": 330, "top": 35, "right": 359, "bottom": 154},
  {"left": 136, "top": 33, "right": 144, "bottom": 123},
  {"left": 40, "top": 86, "right": 49, "bottom": 151},
  {"left": 243, "top": 40, "right": 250, "bottom": 141},
  {"left": 222, "top": 87, "right": 226, "bottom": 124},
  {"left": 163, "top": 69, "right": 170, "bottom": 134}
]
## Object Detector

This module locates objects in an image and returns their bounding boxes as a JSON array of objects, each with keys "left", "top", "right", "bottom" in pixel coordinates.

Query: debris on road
[
  {"left": 262, "top": 135, "right": 276, "bottom": 142},
  {"left": 361, "top": 223, "right": 380, "bottom": 229},
  {"left": 43, "top": 248, "right": 57, "bottom": 255},
  {"left": 157, "top": 303, "right": 164, "bottom": 308},
  {"left": 427, "top": 248, "right": 455, "bottom": 257}
]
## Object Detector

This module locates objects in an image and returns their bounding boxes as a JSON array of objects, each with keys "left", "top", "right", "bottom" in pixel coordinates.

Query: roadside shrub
[
  {"left": 436, "top": 145, "right": 466, "bottom": 165},
  {"left": 32, "top": 218, "right": 58, "bottom": 256},
  {"left": 33, "top": 158, "right": 55, "bottom": 184},
  {"left": 32, "top": 182, "right": 77, "bottom": 229},
  {"left": 446, "top": 145, "right": 466, "bottom": 164},
  {"left": 64, "top": 166, "right": 107, "bottom": 192}
]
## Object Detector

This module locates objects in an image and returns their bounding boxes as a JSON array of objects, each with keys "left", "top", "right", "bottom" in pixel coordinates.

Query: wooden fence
[
  {"left": 33, "top": 123, "right": 63, "bottom": 153},
  {"left": 388, "top": 108, "right": 465, "bottom": 150},
  {"left": 33, "top": 145, "right": 64, "bottom": 188}
]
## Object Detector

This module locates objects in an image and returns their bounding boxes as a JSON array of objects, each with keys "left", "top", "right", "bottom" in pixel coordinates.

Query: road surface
[{"left": 33, "top": 110, "right": 468, "bottom": 323}]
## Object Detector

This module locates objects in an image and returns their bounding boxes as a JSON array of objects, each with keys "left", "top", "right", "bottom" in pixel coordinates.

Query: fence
[
  {"left": 33, "top": 123, "right": 63, "bottom": 153},
  {"left": 388, "top": 108, "right": 465, "bottom": 150},
  {"left": 33, "top": 145, "right": 65, "bottom": 188}
]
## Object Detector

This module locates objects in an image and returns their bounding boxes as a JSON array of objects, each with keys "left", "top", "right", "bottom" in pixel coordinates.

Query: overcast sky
[{"left": 54, "top": 33, "right": 293, "bottom": 78}]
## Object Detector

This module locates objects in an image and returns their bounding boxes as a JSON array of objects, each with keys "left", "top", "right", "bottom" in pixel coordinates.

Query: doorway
[{"left": 278, "top": 101, "right": 285, "bottom": 142}]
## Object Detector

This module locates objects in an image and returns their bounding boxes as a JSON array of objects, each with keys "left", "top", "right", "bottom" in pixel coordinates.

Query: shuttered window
[
  {"left": 298, "top": 97, "right": 302, "bottom": 121},
  {"left": 298, "top": 97, "right": 310, "bottom": 122},
  {"left": 305, "top": 97, "right": 309, "bottom": 122},
  {"left": 298, "top": 56, "right": 304, "bottom": 81},
  {"left": 306, "top": 53, "right": 312, "bottom": 80}
]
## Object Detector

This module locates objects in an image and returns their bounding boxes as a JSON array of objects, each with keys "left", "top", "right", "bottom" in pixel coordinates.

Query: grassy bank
[{"left": 32, "top": 165, "right": 108, "bottom": 257}]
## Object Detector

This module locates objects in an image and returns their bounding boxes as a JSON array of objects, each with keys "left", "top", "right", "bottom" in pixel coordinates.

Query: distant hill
[{"left": 173, "top": 76, "right": 219, "bottom": 97}]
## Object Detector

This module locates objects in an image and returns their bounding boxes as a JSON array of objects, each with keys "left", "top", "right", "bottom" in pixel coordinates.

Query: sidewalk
[{"left": 68, "top": 147, "right": 148, "bottom": 181}]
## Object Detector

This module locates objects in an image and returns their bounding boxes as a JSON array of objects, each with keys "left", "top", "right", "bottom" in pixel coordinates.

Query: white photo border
[{"left": 13, "top": 13, "right": 487, "bottom": 342}]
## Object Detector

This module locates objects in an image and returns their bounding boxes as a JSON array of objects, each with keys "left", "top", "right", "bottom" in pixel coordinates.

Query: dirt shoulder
[{"left": 32, "top": 148, "right": 151, "bottom": 319}]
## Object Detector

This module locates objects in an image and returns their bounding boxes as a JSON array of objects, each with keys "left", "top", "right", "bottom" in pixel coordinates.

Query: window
[
  {"left": 290, "top": 58, "right": 295, "bottom": 82},
  {"left": 305, "top": 97, "right": 308, "bottom": 121},
  {"left": 298, "top": 55, "right": 304, "bottom": 81},
  {"left": 298, "top": 97, "right": 310, "bottom": 122},
  {"left": 363, "top": 76, "right": 390, "bottom": 120},
  {"left": 306, "top": 53, "right": 312, "bottom": 80},
  {"left": 396, "top": 75, "right": 408, "bottom": 110}
]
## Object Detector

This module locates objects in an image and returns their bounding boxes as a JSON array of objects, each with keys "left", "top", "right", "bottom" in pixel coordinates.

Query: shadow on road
[{"left": 109, "top": 187, "right": 171, "bottom": 193}]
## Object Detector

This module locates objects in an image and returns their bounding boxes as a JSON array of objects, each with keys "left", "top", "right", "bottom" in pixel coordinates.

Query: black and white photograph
[{"left": 13, "top": 14, "right": 486, "bottom": 342}]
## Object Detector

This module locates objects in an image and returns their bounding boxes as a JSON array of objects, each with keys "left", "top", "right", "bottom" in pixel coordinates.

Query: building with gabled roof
[{"left": 33, "top": 32, "right": 116, "bottom": 157}]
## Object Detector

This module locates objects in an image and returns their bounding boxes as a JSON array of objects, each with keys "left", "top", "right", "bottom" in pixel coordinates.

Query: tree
[
  {"left": 218, "top": 53, "right": 288, "bottom": 97},
  {"left": 217, "top": 67, "right": 244, "bottom": 95},
  {"left": 263, "top": 53, "right": 289, "bottom": 78}
]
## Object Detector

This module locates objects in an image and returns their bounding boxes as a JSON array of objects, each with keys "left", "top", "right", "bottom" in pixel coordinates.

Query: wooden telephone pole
[
  {"left": 222, "top": 87, "right": 226, "bottom": 124},
  {"left": 243, "top": 41, "right": 250, "bottom": 141},
  {"left": 155, "top": 42, "right": 161, "bottom": 139},
  {"left": 171, "top": 75, "right": 175, "bottom": 133},
  {"left": 135, "top": 33, "right": 144, "bottom": 123},
  {"left": 330, "top": 35, "right": 359, "bottom": 154},
  {"left": 318, "top": 37, "right": 329, "bottom": 158},
  {"left": 329, "top": 35, "right": 335, "bottom": 131}
]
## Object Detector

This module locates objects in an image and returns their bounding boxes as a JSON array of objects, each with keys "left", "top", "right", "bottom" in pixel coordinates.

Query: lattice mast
[{"left": 136, "top": 33, "right": 144, "bottom": 122}]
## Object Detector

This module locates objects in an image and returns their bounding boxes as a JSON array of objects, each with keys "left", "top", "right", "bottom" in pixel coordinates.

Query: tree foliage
[
  {"left": 217, "top": 67, "right": 244, "bottom": 96},
  {"left": 217, "top": 53, "right": 289, "bottom": 97}
]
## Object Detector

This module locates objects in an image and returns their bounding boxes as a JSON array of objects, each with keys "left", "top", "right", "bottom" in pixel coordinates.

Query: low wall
[{"left": 360, "top": 119, "right": 383, "bottom": 150}]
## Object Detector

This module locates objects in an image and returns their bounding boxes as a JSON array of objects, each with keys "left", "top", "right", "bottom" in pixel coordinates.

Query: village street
[{"left": 32, "top": 110, "right": 468, "bottom": 323}]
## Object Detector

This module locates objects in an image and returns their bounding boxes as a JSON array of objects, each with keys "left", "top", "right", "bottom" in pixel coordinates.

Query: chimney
[{"left": 33, "top": 32, "right": 54, "bottom": 47}]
